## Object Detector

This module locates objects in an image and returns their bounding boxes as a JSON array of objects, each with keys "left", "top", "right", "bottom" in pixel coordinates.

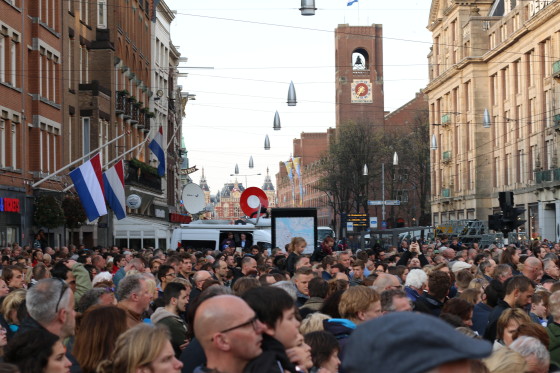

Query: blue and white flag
[
  {"left": 69, "top": 153, "right": 107, "bottom": 222},
  {"left": 103, "top": 160, "right": 126, "bottom": 220},
  {"left": 347, "top": 0, "right": 359, "bottom": 5},
  {"left": 149, "top": 126, "right": 165, "bottom": 177}
]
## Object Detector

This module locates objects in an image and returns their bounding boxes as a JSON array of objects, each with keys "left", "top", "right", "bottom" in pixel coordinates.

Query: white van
[
  {"left": 317, "top": 226, "right": 336, "bottom": 242},
  {"left": 170, "top": 222, "right": 271, "bottom": 252}
]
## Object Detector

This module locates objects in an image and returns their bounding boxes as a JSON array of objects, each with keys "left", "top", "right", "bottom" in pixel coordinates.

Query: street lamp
[
  {"left": 231, "top": 162, "right": 262, "bottom": 189},
  {"left": 299, "top": 0, "right": 316, "bottom": 16},
  {"left": 273, "top": 111, "right": 281, "bottom": 130},
  {"left": 264, "top": 135, "right": 270, "bottom": 150},
  {"left": 287, "top": 81, "right": 297, "bottom": 105},
  {"left": 364, "top": 151, "right": 398, "bottom": 226}
]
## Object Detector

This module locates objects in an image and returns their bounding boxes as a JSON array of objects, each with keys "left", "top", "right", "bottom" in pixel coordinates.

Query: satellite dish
[
  {"left": 126, "top": 194, "right": 142, "bottom": 209},
  {"left": 240, "top": 187, "right": 268, "bottom": 217},
  {"left": 182, "top": 183, "right": 205, "bottom": 214}
]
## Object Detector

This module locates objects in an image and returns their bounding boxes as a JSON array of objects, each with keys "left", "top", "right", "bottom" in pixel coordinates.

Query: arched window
[{"left": 352, "top": 48, "right": 369, "bottom": 70}]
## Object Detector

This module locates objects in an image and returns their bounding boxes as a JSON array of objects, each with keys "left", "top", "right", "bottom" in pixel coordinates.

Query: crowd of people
[{"left": 0, "top": 234, "right": 559, "bottom": 372}]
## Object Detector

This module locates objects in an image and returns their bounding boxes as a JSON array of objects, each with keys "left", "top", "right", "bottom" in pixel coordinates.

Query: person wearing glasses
[
  {"left": 156, "top": 264, "right": 177, "bottom": 298},
  {"left": 193, "top": 295, "right": 264, "bottom": 373},
  {"left": 19, "top": 278, "right": 76, "bottom": 339}
]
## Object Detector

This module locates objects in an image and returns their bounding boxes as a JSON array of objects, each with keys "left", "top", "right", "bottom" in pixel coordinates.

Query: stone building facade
[{"left": 425, "top": 0, "right": 560, "bottom": 240}]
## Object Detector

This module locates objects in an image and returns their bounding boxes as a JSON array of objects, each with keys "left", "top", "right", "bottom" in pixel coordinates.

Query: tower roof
[{"left": 262, "top": 167, "right": 275, "bottom": 191}]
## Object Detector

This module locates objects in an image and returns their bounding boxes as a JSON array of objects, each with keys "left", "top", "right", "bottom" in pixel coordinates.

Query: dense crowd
[{"left": 0, "top": 234, "right": 559, "bottom": 372}]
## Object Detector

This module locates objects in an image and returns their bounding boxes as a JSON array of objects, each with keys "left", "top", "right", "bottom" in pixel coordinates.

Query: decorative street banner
[{"left": 351, "top": 79, "right": 373, "bottom": 103}]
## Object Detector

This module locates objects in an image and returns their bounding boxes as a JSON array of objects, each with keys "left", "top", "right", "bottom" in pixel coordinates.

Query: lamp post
[{"left": 364, "top": 151, "right": 398, "bottom": 227}]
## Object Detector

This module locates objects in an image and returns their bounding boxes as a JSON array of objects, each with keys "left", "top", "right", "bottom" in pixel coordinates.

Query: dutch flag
[
  {"left": 149, "top": 126, "right": 166, "bottom": 177},
  {"left": 69, "top": 153, "right": 108, "bottom": 222},
  {"left": 103, "top": 160, "right": 126, "bottom": 220}
]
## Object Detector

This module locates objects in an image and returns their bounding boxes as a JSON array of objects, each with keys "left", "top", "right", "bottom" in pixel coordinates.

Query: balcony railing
[
  {"left": 534, "top": 168, "right": 560, "bottom": 184},
  {"left": 125, "top": 159, "right": 162, "bottom": 191},
  {"left": 124, "top": 99, "right": 132, "bottom": 118},
  {"left": 553, "top": 60, "right": 560, "bottom": 78},
  {"left": 143, "top": 113, "right": 151, "bottom": 133},
  {"left": 131, "top": 105, "right": 139, "bottom": 124},
  {"left": 116, "top": 94, "right": 126, "bottom": 114},
  {"left": 138, "top": 110, "right": 145, "bottom": 128}
]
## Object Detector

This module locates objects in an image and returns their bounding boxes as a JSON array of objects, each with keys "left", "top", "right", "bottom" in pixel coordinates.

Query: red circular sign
[
  {"left": 355, "top": 83, "right": 369, "bottom": 97},
  {"left": 240, "top": 187, "right": 269, "bottom": 217}
]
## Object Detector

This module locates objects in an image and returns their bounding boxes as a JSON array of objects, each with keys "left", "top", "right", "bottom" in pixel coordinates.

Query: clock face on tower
[{"left": 351, "top": 79, "right": 373, "bottom": 103}]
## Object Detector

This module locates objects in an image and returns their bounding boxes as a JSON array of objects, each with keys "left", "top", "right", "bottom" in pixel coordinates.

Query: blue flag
[{"left": 347, "top": 0, "right": 358, "bottom": 5}]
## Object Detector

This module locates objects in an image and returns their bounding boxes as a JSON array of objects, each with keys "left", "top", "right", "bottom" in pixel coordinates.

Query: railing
[
  {"left": 131, "top": 105, "right": 139, "bottom": 124},
  {"left": 125, "top": 159, "right": 162, "bottom": 191},
  {"left": 124, "top": 99, "right": 132, "bottom": 118},
  {"left": 553, "top": 60, "right": 560, "bottom": 78},
  {"left": 116, "top": 94, "right": 126, "bottom": 114},
  {"left": 143, "top": 113, "right": 151, "bottom": 133},
  {"left": 138, "top": 110, "right": 145, "bottom": 128}
]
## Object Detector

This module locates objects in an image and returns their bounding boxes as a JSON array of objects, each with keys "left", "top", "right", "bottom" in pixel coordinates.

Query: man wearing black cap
[{"left": 342, "top": 312, "right": 492, "bottom": 373}]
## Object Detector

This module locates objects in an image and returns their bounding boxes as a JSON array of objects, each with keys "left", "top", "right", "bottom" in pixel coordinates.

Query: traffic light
[
  {"left": 502, "top": 206, "right": 526, "bottom": 233},
  {"left": 488, "top": 213, "right": 504, "bottom": 232},
  {"left": 492, "top": 192, "right": 526, "bottom": 235}
]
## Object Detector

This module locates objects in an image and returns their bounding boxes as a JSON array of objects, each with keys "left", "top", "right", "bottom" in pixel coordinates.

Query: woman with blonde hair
[
  {"left": 1, "top": 289, "right": 26, "bottom": 334},
  {"left": 483, "top": 347, "right": 527, "bottom": 373},
  {"left": 97, "top": 323, "right": 183, "bottom": 373},
  {"left": 286, "top": 237, "right": 307, "bottom": 275},
  {"left": 494, "top": 308, "right": 532, "bottom": 350}
]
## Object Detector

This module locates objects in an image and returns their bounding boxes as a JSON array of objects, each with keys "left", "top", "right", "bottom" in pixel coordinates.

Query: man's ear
[
  {"left": 58, "top": 307, "right": 67, "bottom": 324},
  {"left": 213, "top": 333, "right": 232, "bottom": 351}
]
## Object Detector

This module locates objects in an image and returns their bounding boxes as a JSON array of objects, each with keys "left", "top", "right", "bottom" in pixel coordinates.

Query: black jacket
[
  {"left": 414, "top": 293, "right": 445, "bottom": 317},
  {"left": 483, "top": 299, "right": 511, "bottom": 341},
  {"left": 243, "top": 334, "right": 296, "bottom": 373}
]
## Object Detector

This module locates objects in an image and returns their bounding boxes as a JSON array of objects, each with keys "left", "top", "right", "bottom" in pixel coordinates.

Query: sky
[{"left": 165, "top": 0, "right": 433, "bottom": 194}]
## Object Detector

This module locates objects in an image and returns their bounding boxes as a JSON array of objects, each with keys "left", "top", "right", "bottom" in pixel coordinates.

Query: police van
[{"left": 170, "top": 220, "right": 271, "bottom": 252}]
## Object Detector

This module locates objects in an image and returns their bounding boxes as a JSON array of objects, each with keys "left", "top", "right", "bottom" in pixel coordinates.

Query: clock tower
[{"left": 335, "top": 24, "right": 385, "bottom": 128}]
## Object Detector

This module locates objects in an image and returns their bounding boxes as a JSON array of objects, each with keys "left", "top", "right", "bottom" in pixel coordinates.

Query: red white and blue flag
[
  {"left": 69, "top": 153, "right": 107, "bottom": 222},
  {"left": 149, "top": 126, "right": 165, "bottom": 177},
  {"left": 103, "top": 160, "right": 126, "bottom": 220}
]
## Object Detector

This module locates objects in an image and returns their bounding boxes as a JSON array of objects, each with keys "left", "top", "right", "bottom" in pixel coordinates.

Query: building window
[
  {"left": 68, "top": 115, "right": 73, "bottom": 161},
  {"left": 79, "top": 46, "right": 83, "bottom": 84},
  {"left": 82, "top": 117, "right": 90, "bottom": 156},
  {"left": 97, "top": 0, "right": 107, "bottom": 29},
  {"left": 10, "top": 40, "right": 16, "bottom": 86},
  {"left": 396, "top": 190, "right": 409, "bottom": 203},
  {"left": 68, "top": 39, "right": 72, "bottom": 89},
  {"left": 0, "top": 120, "right": 4, "bottom": 167},
  {"left": 11, "top": 123, "right": 16, "bottom": 169},
  {"left": 0, "top": 37, "right": 4, "bottom": 83}
]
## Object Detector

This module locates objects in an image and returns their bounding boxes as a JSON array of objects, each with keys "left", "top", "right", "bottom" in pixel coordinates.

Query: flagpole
[
  {"left": 31, "top": 130, "right": 131, "bottom": 188},
  {"left": 62, "top": 138, "right": 149, "bottom": 193}
]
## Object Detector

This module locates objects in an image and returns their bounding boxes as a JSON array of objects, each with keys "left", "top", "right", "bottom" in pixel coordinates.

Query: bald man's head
[
  {"left": 523, "top": 257, "right": 543, "bottom": 282},
  {"left": 194, "top": 295, "right": 263, "bottom": 370}
]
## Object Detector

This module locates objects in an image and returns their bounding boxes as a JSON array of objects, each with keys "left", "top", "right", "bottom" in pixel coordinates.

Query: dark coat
[
  {"left": 483, "top": 299, "right": 511, "bottom": 341},
  {"left": 243, "top": 334, "right": 296, "bottom": 373},
  {"left": 472, "top": 302, "right": 492, "bottom": 336},
  {"left": 414, "top": 293, "right": 445, "bottom": 317}
]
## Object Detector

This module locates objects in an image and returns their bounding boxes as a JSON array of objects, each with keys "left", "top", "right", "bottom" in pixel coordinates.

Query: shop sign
[{"left": 0, "top": 198, "right": 20, "bottom": 213}]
